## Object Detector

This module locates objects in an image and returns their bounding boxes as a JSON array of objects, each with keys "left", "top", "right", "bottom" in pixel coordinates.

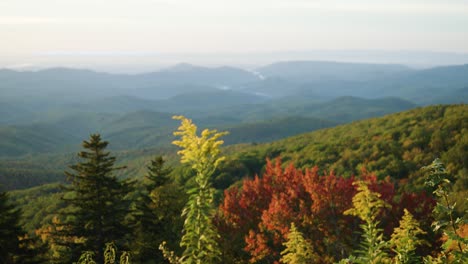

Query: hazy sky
[{"left": 1, "top": 0, "right": 468, "bottom": 70}]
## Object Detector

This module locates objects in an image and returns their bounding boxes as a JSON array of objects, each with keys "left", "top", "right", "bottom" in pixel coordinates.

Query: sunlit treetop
[
  {"left": 344, "top": 180, "right": 391, "bottom": 222},
  {"left": 172, "top": 115, "right": 228, "bottom": 175}
]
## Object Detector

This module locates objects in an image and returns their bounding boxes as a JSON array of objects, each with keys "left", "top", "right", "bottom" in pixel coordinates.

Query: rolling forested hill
[
  {"left": 222, "top": 116, "right": 337, "bottom": 144},
  {"left": 219, "top": 104, "right": 467, "bottom": 193},
  {"left": 193, "top": 96, "right": 417, "bottom": 123},
  {"left": 7, "top": 104, "right": 467, "bottom": 237},
  {"left": 0, "top": 95, "right": 415, "bottom": 158},
  {"left": 2, "top": 104, "right": 466, "bottom": 192},
  {"left": 2, "top": 62, "right": 467, "bottom": 232},
  {"left": 2, "top": 62, "right": 467, "bottom": 126},
  {"left": 1, "top": 62, "right": 466, "bottom": 163}
]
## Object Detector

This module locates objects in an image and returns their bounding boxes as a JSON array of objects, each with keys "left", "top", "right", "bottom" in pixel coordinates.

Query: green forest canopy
[{"left": 9, "top": 104, "right": 467, "bottom": 235}]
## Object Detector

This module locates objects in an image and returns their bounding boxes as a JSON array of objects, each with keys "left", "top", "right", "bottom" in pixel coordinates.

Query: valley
[{"left": 1, "top": 61, "right": 467, "bottom": 263}]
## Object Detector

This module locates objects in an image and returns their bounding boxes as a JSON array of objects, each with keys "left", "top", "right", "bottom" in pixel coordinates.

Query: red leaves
[{"left": 217, "top": 158, "right": 435, "bottom": 263}]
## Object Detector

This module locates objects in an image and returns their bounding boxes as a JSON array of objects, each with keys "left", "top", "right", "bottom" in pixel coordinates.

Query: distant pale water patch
[
  {"left": 247, "top": 69, "right": 266, "bottom": 80},
  {"left": 217, "top": 85, "right": 231, "bottom": 90}
]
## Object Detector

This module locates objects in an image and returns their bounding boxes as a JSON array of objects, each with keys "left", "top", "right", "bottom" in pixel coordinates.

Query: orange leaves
[
  {"left": 219, "top": 158, "right": 360, "bottom": 262},
  {"left": 245, "top": 230, "right": 277, "bottom": 263},
  {"left": 218, "top": 158, "right": 437, "bottom": 263}
]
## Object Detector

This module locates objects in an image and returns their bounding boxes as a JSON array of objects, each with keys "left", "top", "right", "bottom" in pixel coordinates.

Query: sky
[{"left": 1, "top": 0, "right": 468, "bottom": 71}]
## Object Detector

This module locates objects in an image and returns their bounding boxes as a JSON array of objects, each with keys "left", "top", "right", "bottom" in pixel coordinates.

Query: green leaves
[
  {"left": 131, "top": 156, "right": 183, "bottom": 263},
  {"left": 76, "top": 251, "right": 97, "bottom": 264},
  {"left": 344, "top": 181, "right": 390, "bottom": 224},
  {"left": 422, "top": 159, "right": 467, "bottom": 263},
  {"left": 169, "top": 116, "right": 226, "bottom": 264},
  {"left": 423, "top": 158, "right": 449, "bottom": 188},
  {"left": 57, "top": 134, "right": 133, "bottom": 263},
  {"left": 344, "top": 181, "right": 390, "bottom": 264},
  {"left": 389, "top": 209, "right": 427, "bottom": 264},
  {"left": 104, "top": 242, "right": 116, "bottom": 264},
  {"left": 280, "top": 223, "right": 316, "bottom": 264},
  {"left": 173, "top": 115, "right": 228, "bottom": 177},
  {"left": 76, "top": 243, "right": 132, "bottom": 264}
]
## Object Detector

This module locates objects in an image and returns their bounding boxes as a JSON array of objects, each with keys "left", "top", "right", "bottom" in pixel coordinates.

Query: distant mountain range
[
  {"left": 0, "top": 93, "right": 419, "bottom": 158},
  {"left": 2, "top": 61, "right": 467, "bottom": 104},
  {"left": 256, "top": 60, "right": 412, "bottom": 81},
  {"left": 0, "top": 60, "right": 467, "bottom": 158}
]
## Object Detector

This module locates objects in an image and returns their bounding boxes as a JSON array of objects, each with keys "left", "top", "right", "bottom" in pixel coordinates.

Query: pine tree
[
  {"left": 132, "top": 156, "right": 185, "bottom": 263},
  {"left": 55, "top": 134, "right": 133, "bottom": 263},
  {"left": 0, "top": 190, "right": 48, "bottom": 263},
  {"left": 0, "top": 190, "right": 24, "bottom": 263},
  {"left": 280, "top": 223, "right": 316, "bottom": 264},
  {"left": 165, "top": 116, "right": 227, "bottom": 264},
  {"left": 144, "top": 157, "right": 171, "bottom": 189}
]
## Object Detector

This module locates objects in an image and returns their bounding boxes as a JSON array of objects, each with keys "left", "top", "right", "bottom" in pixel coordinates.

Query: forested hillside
[
  {"left": 1, "top": 62, "right": 467, "bottom": 263},
  {"left": 4, "top": 105, "right": 466, "bottom": 263},
  {"left": 219, "top": 104, "right": 467, "bottom": 196},
  {"left": 8, "top": 104, "right": 467, "bottom": 230},
  {"left": 2, "top": 0, "right": 468, "bottom": 261},
  {"left": 0, "top": 96, "right": 407, "bottom": 158},
  {"left": 2, "top": 61, "right": 466, "bottom": 164}
]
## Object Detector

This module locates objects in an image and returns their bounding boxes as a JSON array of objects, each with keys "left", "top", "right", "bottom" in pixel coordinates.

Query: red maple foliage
[{"left": 217, "top": 158, "right": 435, "bottom": 263}]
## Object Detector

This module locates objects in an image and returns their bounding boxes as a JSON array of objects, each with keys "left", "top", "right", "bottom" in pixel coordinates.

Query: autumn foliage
[{"left": 218, "top": 158, "right": 436, "bottom": 263}]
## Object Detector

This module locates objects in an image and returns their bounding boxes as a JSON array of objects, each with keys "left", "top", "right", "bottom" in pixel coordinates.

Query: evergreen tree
[
  {"left": 55, "top": 134, "right": 133, "bottom": 263},
  {"left": 132, "top": 156, "right": 185, "bottom": 263},
  {"left": 0, "top": 189, "right": 48, "bottom": 263},
  {"left": 0, "top": 190, "right": 24, "bottom": 263},
  {"left": 144, "top": 157, "right": 171, "bottom": 189}
]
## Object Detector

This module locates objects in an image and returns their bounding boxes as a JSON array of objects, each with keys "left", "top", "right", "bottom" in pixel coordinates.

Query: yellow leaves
[
  {"left": 172, "top": 115, "right": 228, "bottom": 174},
  {"left": 280, "top": 223, "right": 316, "bottom": 264},
  {"left": 344, "top": 180, "right": 390, "bottom": 222},
  {"left": 390, "top": 209, "right": 426, "bottom": 251},
  {"left": 389, "top": 209, "right": 428, "bottom": 264},
  {"left": 172, "top": 116, "right": 225, "bottom": 263}
]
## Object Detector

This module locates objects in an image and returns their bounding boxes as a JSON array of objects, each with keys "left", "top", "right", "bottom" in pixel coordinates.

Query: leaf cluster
[{"left": 168, "top": 116, "right": 226, "bottom": 263}]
